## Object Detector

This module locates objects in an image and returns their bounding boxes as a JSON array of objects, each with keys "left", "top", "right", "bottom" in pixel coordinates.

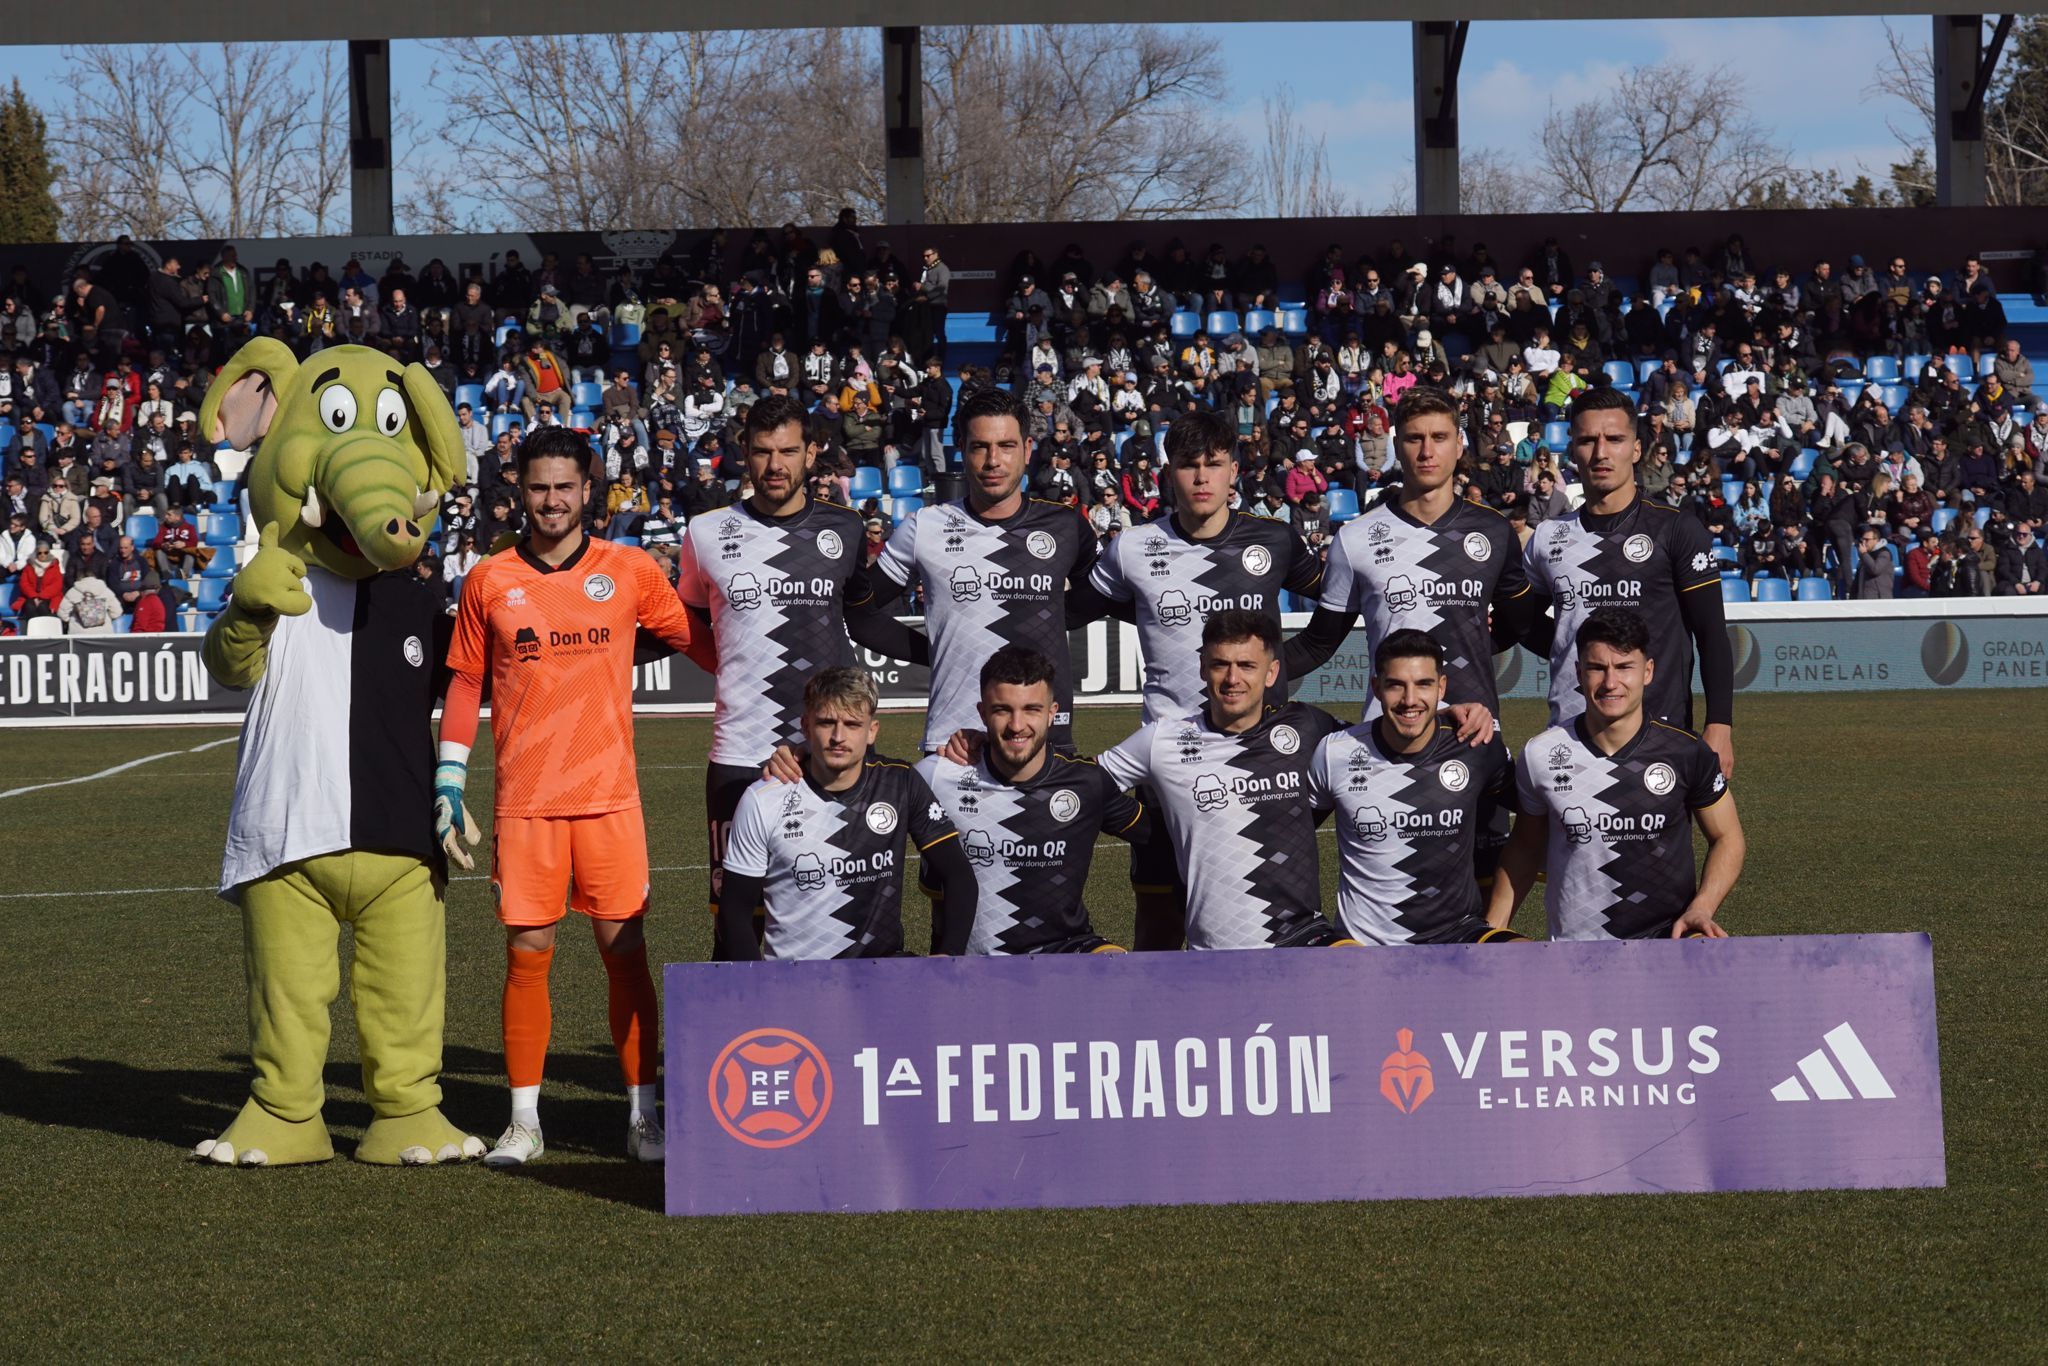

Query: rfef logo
[
  {"left": 1379, "top": 1028, "right": 1434, "bottom": 1113},
  {"left": 709, "top": 1028, "right": 834, "bottom": 1148}
]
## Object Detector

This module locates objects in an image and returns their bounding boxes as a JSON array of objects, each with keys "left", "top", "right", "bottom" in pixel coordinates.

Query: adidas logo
[{"left": 1770, "top": 1023, "right": 1897, "bottom": 1102}]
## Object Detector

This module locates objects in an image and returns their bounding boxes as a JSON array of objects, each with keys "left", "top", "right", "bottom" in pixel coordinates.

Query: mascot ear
[
  {"left": 401, "top": 362, "right": 467, "bottom": 494},
  {"left": 201, "top": 338, "right": 301, "bottom": 450}
]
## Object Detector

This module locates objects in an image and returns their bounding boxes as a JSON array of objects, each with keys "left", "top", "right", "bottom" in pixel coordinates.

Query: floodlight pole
[
  {"left": 884, "top": 26, "right": 926, "bottom": 225},
  {"left": 1413, "top": 21, "right": 1467, "bottom": 216},
  {"left": 349, "top": 39, "right": 394, "bottom": 235}
]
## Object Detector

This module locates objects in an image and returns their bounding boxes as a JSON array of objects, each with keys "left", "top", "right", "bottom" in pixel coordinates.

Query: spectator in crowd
[
  {"left": 16, "top": 537, "right": 64, "bottom": 621},
  {"left": 57, "top": 570, "right": 121, "bottom": 632},
  {"left": 1853, "top": 525, "right": 1895, "bottom": 599},
  {"left": 1995, "top": 521, "right": 2046, "bottom": 595}
]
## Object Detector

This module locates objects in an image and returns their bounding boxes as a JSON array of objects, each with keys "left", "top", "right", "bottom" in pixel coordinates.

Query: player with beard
[
  {"left": 1521, "top": 387, "right": 1736, "bottom": 778},
  {"left": 1489, "top": 607, "right": 1744, "bottom": 940},
  {"left": 677, "top": 393, "right": 929, "bottom": 960}
]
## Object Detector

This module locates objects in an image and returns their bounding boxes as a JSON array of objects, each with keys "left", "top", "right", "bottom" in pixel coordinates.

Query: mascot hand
[
  {"left": 433, "top": 757, "right": 481, "bottom": 870},
  {"left": 233, "top": 523, "right": 313, "bottom": 619}
]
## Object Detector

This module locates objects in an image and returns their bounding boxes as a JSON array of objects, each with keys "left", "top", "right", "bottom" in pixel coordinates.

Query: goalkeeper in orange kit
[{"left": 436, "top": 427, "right": 716, "bottom": 1166}]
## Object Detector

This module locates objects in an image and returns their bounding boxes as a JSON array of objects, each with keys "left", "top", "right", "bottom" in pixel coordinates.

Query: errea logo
[{"left": 1771, "top": 1023, "right": 1896, "bottom": 1102}]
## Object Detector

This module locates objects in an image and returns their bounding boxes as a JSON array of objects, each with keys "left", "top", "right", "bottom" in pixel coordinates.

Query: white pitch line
[{"left": 0, "top": 735, "right": 238, "bottom": 801}]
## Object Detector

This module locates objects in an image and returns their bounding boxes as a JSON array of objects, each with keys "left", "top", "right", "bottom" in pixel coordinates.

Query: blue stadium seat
[
  {"left": 887, "top": 465, "right": 923, "bottom": 498},
  {"left": 610, "top": 321, "right": 641, "bottom": 347},
  {"left": 0, "top": 424, "right": 15, "bottom": 454},
  {"left": 1326, "top": 487, "right": 1360, "bottom": 524},
  {"left": 1901, "top": 352, "right": 1932, "bottom": 380},
  {"left": 1974, "top": 506, "right": 1993, "bottom": 528},
  {"left": 1789, "top": 449, "right": 1818, "bottom": 480},
  {"left": 1713, "top": 543, "right": 1740, "bottom": 566},
  {"left": 1543, "top": 421, "right": 1570, "bottom": 454},
  {"left": 491, "top": 413, "right": 517, "bottom": 439},
  {"left": 1243, "top": 310, "right": 1278, "bottom": 336},
  {"left": 1277, "top": 307, "right": 1310, "bottom": 337},
  {"left": 1977, "top": 351, "right": 1999, "bottom": 378},
  {"left": 1604, "top": 361, "right": 1637, "bottom": 388},
  {"left": 0, "top": 583, "right": 14, "bottom": 613},
  {"left": 1861, "top": 356, "right": 1899, "bottom": 383},
  {"left": 1796, "top": 576, "right": 1832, "bottom": 602},
  {"left": 1941, "top": 353, "right": 1974, "bottom": 381},
  {"left": 1276, "top": 290, "right": 1307, "bottom": 310},
  {"left": 1721, "top": 480, "right": 1742, "bottom": 507},
  {"left": 1930, "top": 507, "right": 1957, "bottom": 533},
  {"left": 116, "top": 613, "right": 133, "bottom": 633},
  {"left": 494, "top": 324, "right": 520, "bottom": 348},
  {"left": 35, "top": 422, "right": 55, "bottom": 447},
  {"left": 213, "top": 480, "right": 237, "bottom": 508},
  {"left": 848, "top": 466, "right": 884, "bottom": 502},
  {"left": 572, "top": 381, "right": 605, "bottom": 409},
  {"left": 1719, "top": 573, "right": 1751, "bottom": 603},
  {"left": 612, "top": 535, "right": 641, "bottom": 548},
  {"left": 1635, "top": 359, "right": 1662, "bottom": 385},
  {"left": 1836, "top": 380, "right": 1866, "bottom": 405},
  {"left": 1169, "top": 311, "right": 1201, "bottom": 341},
  {"left": 455, "top": 383, "right": 485, "bottom": 412},
  {"left": 1879, "top": 384, "right": 1910, "bottom": 411},
  {"left": 1205, "top": 311, "right": 1240, "bottom": 338},
  {"left": 202, "top": 547, "right": 238, "bottom": 579},
  {"left": 202, "top": 511, "right": 241, "bottom": 546},
  {"left": 570, "top": 408, "right": 599, "bottom": 430},
  {"left": 126, "top": 513, "right": 158, "bottom": 547},
  {"left": 196, "top": 578, "right": 231, "bottom": 611},
  {"left": 891, "top": 494, "right": 923, "bottom": 524},
  {"left": 1752, "top": 577, "right": 1791, "bottom": 602}
]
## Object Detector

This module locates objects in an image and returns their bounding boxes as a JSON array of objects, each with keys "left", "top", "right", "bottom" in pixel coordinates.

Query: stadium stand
[{"left": 4, "top": 226, "right": 2046, "bottom": 636}]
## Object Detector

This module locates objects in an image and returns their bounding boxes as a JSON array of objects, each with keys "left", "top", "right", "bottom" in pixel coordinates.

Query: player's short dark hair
[
  {"left": 1576, "top": 606, "right": 1653, "bottom": 659},
  {"left": 515, "top": 426, "right": 592, "bottom": 478},
  {"left": 804, "top": 665, "right": 879, "bottom": 718},
  {"left": 980, "top": 644, "right": 1057, "bottom": 695},
  {"left": 1567, "top": 386, "right": 1637, "bottom": 427},
  {"left": 1374, "top": 628, "right": 1445, "bottom": 675},
  {"left": 1162, "top": 408, "right": 1237, "bottom": 466},
  {"left": 741, "top": 393, "right": 811, "bottom": 446},
  {"left": 1391, "top": 386, "right": 1460, "bottom": 435},
  {"left": 954, "top": 386, "right": 1027, "bottom": 446},
  {"left": 1201, "top": 609, "right": 1281, "bottom": 657}
]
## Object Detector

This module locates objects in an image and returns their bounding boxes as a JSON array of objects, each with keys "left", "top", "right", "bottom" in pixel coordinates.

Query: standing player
[
  {"left": 434, "top": 427, "right": 717, "bottom": 1168},
  {"left": 720, "top": 668, "right": 979, "bottom": 959},
  {"left": 1098, "top": 610, "right": 1350, "bottom": 950},
  {"left": 677, "top": 393, "right": 930, "bottom": 960},
  {"left": 1307, "top": 629, "right": 1524, "bottom": 945},
  {"left": 1522, "top": 387, "right": 1736, "bottom": 777},
  {"left": 1488, "top": 607, "right": 1744, "bottom": 940},
  {"left": 875, "top": 387, "right": 1099, "bottom": 754},
  {"left": 918, "top": 645, "right": 1149, "bottom": 955}
]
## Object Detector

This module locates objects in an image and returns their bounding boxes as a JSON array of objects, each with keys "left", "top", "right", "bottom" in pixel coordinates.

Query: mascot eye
[
  {"left": 375, "top": 389, "right": 407, "bottom": 436},
  {"left": 320, "top": 387, "right": 358, "bottom": 433}
]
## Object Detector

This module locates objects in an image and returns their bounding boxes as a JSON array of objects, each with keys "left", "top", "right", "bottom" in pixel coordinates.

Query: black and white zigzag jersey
[
  {"left": 1520, "top": 499, "right": 1720, "bottom": 727},
  {"left": 724, "top": 758, "right": 961, "bottom": 959},
  {"left": 1318, "top": 499, "right": 1529, "bottom": 714},
  {"left": 677, "top": 499, "right": 871, "bottom": 767},
  {"left": 877, "top": 499, "right": 1097, "bottom": 752},
  {"left": 1514, "top": 718, "right": 1728, "bottom": 941},
  {"left": 1089, "top": 512, "right": 1323, "bottom": 721},
  {"left": 1099, "top": 702, "right": 1345, "bottom": 950},
  {"left": 1307, "top": 719, "right": 1511, "bottom": 945},
  {"left": 915, "top": 751, "right": 1144, "bottom": 954}
]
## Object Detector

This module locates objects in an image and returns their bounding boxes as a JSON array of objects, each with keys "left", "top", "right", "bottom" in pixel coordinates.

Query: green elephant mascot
[{"left": 194, "top": 339, "right": 483, "bottom": 1167}]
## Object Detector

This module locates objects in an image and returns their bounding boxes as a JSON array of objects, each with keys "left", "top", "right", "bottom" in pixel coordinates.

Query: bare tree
[
  {"left": 1871, "top": 17, "right": 2048, "bottom": 205},
  {"left": 1459, "top": 146, "right": 1538, "bottom": 215},
  {"left": 1255, "top": 89, "right": 1362, "bottom": 218},
  {"left": 180, "top": 43, "right": 312, "bottom": 237},
  {"left": 50, "top": 47, "right": 191, "bottom": 238},
  {"left": 1535, "top": 62, "right": 1791, "bottom": 212}
]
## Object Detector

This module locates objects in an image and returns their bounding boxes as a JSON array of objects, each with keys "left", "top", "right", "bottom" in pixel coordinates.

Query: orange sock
[
  {"left": 599, "top": 941, "right": 659, "bottom": 1086},
  {"left": 503, "top": 944, "right": 556, "bottom": 1089}
]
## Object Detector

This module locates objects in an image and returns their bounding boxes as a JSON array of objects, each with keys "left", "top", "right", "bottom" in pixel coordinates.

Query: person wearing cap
[
  {"left": 1005, "top": 274, "right": 1051, "bottom": 358},
  {"left": 1526, "top": 236, "right": 1575, "bottom": 300}
]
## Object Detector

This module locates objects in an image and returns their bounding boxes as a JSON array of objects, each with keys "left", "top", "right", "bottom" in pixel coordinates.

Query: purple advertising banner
[{"left": 663, "top": 934, "right": 1944, "bottom": 1216}]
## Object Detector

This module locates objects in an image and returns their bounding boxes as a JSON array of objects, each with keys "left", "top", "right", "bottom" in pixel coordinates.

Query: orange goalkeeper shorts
[{"left": 491, "top": 806, "right": 651, "bottom": 926}]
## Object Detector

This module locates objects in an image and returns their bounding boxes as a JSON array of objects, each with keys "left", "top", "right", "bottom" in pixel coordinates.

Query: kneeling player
[
  {"left": 919, "top": 645, "right": 1149, "bottom": 954},
  {"left": 1308, "top": 629, "right": 1524, "bottom": 944},
  {"left": 1488, "top": 606, "right": 1744, "bottom": 940},
  {"left": 1097, "top": 610, "right": 1350, "bottom": 949},
  {"left": 721, "top": 668, "right": 980, "bottom": 958}
]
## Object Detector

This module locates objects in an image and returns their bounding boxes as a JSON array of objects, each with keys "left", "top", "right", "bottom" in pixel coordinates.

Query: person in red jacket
[{"left": 16, "top": 538, "right": 64, "bottom": 619}]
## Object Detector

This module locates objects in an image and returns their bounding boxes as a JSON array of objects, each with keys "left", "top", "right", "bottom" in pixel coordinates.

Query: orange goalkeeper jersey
[{"left": 448, "top": 536, "right": 711, "bottom": 817}]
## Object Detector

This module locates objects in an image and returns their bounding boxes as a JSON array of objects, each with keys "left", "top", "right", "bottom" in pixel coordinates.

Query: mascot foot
[
  {"left": 195, "top": 1098, "right": 334, "bottom": 1167},
  {"left": 356, "top": 1109, "right": 486, "bottom": 1166}
]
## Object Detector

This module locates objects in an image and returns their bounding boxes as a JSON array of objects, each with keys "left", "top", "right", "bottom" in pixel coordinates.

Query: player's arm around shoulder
[
  {"left": 1096, "top": 718, "right": 1160, "bottom": 792},
  {"left": 628, "top": 544, "right": 717, "bottom": 674}
]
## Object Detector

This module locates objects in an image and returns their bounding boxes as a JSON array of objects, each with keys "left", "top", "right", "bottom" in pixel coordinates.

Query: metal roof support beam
[
  {"left": 1932, "top": 14, "right": 2009, "bottom": 207},
  {"left": 1414, "top": 20, "right": 1467, "bottom": 215},
  {"left": 884, "top": 26, "right": 926, "bottom": 225},
  {"left": 349, "top": 39, "right": 394, "bottom": 235}
]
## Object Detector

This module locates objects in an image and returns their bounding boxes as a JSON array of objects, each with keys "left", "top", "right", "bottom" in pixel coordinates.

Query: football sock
[
  {"left": 503, "top": 944, "right": 556, "bottom": 1113},
  {"left": 627, "top": 1085, "right": 657, "bottom": 1124},
  {"left": 600, "top": 941, "right": 660, "bottom": 1088}
]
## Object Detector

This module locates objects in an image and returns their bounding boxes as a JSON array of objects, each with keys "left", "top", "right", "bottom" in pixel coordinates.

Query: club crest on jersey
[
  {"left": 780, "top": 789, "right": 804, "bottom": 817},
  {"left": 1386, "top": 574, "right": 1419, "bottom": 612},
  {"left": 1191, "top": 773, "right": 1230, "bottom": 811},
  {"left": 1439, "top": 759, "right": 1470, "bottom": 792},
  {"left": 866, "top": 801, "right": 899, "bottom": 834},
  {"left": 402, "top": 635, "right": 424, "bottom": 668},
  {"left": 817, "top": 529, "right": 844, "bottom": 560},
  {"left": 1177, "top": 723, "right": 1205, "bottom": 764},
  {"left": 1463, "top": 532, "right": 1492, "bottom": 562},
  {"left": 1241, "top": 544, "right": 1273, "bottom": 577},
  {"left": 1049, "top": 789, "right": 1081, "bottom": 823},
  {"left": 1548, "top": 744, "right": 1574, "bottom": 767},
  {"left": 1367, "top": 522, "right": 1392, "bottom": 546},
  {"left": 1157, "top": 589, "right": 1194, "bottom": 626},
  {"left": 1270, "top": 724, "right": 1300, "bottom": 755},
  {"left": 727, "top": 572, "right": 763, "bottom": 610},
  {"left": 1623, "top": 533, "right": 1655, "bottom": 563},
  {"left": 1145, "top": 533, "right": 1171, "bottom": 576},
  {"left": 963, "top": 830, "right": 995, "bottom": 865},
  {"left": 1353, "top": 804, "right": 1389, "bottom": 841},
  {"left": 949, "top": 565, "right": 982, "bottom": 601},
  {"left": 583, "top": 573, "right": 616, "bottom": 603},
  {"left": 1644, "top": 762, "right": 1677, "bottom": 795},
  {"left": 1025, "top": 530, "right": 1058, "bottom": 560}
]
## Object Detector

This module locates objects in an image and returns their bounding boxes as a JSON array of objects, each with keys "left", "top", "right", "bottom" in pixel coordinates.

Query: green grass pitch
[{"left": 0, "top": 692, "right": 2040, "bottom": 1359}]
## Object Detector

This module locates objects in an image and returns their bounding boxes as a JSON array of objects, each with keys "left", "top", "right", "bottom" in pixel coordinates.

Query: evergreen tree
[{"left": 0, "top": 80, "right": 60, "bottom": 244}]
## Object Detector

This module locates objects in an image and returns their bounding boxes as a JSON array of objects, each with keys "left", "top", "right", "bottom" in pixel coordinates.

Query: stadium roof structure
[{"left": 14, "top": 4, "right": 2021, "bottom": 228}]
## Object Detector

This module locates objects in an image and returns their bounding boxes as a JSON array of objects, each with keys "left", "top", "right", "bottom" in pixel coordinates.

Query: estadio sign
[{"left": 665, "top": 934, "right": 1944, "bottom": 1216}]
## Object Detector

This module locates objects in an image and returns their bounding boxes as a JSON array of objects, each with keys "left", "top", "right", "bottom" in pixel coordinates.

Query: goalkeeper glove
[{"left": 433, "top": 743, "right": 481, "bottom": 871}]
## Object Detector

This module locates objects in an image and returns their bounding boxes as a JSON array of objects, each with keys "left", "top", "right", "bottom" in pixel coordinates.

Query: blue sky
[{"left": 3, "top": 18, "right": 1927, "bottom": 223}]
